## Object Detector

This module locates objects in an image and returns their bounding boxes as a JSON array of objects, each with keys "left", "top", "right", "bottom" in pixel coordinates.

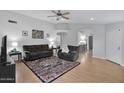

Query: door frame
[{"left": 106, "top": 29, "right": 122, "bottom": 65}]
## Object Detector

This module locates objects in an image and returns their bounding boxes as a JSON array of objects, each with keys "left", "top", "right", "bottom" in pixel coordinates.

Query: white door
[{"left": 106, "top": 29, "right": 121, "bottom": 64}]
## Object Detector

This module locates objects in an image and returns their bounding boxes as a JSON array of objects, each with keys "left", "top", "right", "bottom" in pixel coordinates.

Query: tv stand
[{"left": 0, "top": 62, "right": 15, "bottom": 83}]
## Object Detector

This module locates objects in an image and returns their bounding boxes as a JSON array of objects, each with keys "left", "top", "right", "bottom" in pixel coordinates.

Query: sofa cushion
[
  {"left": 23, "top": 44, "right": 49, "bottom": 52},
  {"left": 40, "top": 44, "right": 49, "bottom": 51},
  {"left": 68, "top": 45, "right": 79, "bottom": 52}
]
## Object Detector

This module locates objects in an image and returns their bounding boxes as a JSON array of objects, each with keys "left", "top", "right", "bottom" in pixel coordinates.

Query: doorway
[
  {"left": 87, "top": 36, "right": 93, "bottom": 56},
  {"left": 106, "top": 29, "right": 121, "bottom": 64},
  {"left": 88, "top": 36, "right": 93, "bottom": 50}
]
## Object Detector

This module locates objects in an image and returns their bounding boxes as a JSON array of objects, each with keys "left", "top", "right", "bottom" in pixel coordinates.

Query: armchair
[{"left": 58, "top": 45, "right": 79, "bottom": 62}]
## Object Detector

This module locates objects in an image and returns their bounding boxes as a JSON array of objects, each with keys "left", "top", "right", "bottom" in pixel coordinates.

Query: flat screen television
[{"left": 1, "top": 35, "right": 7, "bottom": 63}]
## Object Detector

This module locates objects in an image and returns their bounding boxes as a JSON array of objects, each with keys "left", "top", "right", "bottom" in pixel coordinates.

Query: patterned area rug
[{"left": 23, "top": 56, "right": 80, "bottom": 83}]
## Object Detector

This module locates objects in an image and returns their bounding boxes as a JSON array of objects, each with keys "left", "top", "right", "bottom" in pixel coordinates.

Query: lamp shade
[{"left": 12, "top": 42, "right": 18, "bottom": 47}]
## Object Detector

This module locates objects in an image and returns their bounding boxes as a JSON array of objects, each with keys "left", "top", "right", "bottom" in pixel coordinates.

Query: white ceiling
[{"left": 11, "top": 10, "right": 124, "bottom": 24}]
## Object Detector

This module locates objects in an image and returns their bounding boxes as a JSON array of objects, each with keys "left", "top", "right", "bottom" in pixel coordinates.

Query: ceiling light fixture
[
  {"left": 90, "top": 17, "right": 94, "bottom": 21},
  {"left": 48, "top": 10, "right": 70, "bottom": 21}
]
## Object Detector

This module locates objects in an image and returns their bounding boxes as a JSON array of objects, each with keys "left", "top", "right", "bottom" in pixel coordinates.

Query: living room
[{"left": 0, "top": 10, "right": 124, "bottom": 83}]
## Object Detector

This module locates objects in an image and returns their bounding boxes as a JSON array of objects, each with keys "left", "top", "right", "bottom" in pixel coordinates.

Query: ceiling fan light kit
[{"left": 48, "top": 10, "right": 70, "bottom": 21}]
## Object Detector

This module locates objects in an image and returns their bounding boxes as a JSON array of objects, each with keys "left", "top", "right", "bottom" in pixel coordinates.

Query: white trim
[
  {"left": 120, "top": 64, "right": 124, "bottom": 67},
  {"left": 92, "top": 56, "right": 106, "bottom": 60}
]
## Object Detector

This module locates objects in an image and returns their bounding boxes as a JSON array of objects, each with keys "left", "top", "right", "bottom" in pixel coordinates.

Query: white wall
[
  {"left": 71, "top": 24, "right": 106, "bottom": 59},
  {"left": 106, "top": 22, "right": 124, "bottom": 66},
  {"left": 92, "top": 25, "right": 106, "bottom": 59},
  {"left": 55, "top": 24, "right": 78, "bottom": 52},
  {"left": 0, "top": 11, "right": 55, "bottom": 53}
]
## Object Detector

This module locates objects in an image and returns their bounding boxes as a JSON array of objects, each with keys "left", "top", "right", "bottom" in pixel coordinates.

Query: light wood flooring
[{"left": 16, "top": 52, "right": 124, "bottom": 83}]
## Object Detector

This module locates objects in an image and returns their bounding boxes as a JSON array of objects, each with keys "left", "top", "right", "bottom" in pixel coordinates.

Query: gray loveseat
[
  {"left": 58, "top": 45, "right": 79, "bottom": 62},
  {"left": 23, "top": 44, "right": 53, "bottom": 61}
]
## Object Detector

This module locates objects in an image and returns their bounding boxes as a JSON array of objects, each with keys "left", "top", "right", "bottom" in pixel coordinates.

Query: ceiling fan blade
[
  {"left": 62, "top": 12, "right": 70, "bottom": 15},
  {"left": 56, "top": 17, "right": 59, "bottom": 21},
  {"left": 61, "top": 15, "right": 69, "bottom": 20},
  {"left": 51, "top": 10, "right": 57, "bottom": 14},
  {"left": 47, "top": 15, "right": 58, "bottom": 17},
  {"left": 58, "top": 10, "right": 61, "bottom": 13}
]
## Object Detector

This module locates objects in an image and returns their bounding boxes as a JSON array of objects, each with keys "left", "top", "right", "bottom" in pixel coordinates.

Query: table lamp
[{"left": 11, "top": 41, "right": 18, "bottom": 52}]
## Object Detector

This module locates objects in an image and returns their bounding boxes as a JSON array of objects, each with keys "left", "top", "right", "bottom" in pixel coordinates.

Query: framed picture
[
  {"left": 32, "top": 29, "right": 44, "bottom": 39},
  {"left": 22, "top": 31, "right": 28, "bottom": 36}
]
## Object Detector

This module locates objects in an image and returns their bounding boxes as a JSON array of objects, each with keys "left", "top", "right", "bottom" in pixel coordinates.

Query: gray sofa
[
  {"left": 23, "top": 44, "right": 53, "bottom": 61},
  {"left": 58, "top": 45, "right": 79, "bottom": 62}
]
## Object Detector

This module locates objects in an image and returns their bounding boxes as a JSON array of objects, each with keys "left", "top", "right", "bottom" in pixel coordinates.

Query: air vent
[{"left": 8, "top": 20, "right": 17, "bottom": 24}]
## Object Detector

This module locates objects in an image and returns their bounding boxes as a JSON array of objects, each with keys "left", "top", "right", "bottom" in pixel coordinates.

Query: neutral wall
[{"left": 0, "top": 11, "right": 55, "bottom": 53}]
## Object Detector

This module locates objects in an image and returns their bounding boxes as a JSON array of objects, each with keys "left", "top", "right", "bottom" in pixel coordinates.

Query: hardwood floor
[{"left": 16, "top": 52, "right": 124, "bottom": 83}]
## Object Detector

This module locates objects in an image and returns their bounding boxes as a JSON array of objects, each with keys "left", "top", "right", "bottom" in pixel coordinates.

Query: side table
[
  {"left": 9, "top": 51, "right": 22, "bottom": 62},
  {"left": 52, "top": 46, "right": 60, "bottom": 56}
]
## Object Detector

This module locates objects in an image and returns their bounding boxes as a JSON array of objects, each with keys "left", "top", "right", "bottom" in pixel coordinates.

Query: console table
[
  {"left": 52, "top": 46, "right": 60, "bottom": 56},
  {"left": 9, "top": 51, "right": 22, "bottom": 62}
]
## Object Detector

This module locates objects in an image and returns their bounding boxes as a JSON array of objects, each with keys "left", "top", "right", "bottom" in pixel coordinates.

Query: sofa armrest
[
  {"left": 24, "top": 51, "right": 30, "bottom": 54},
  {"left": 23, "top": 51, "right": 30, "bottom": 58},
  {"left": 58, "top": 49, "right": 62, "bottom": 52}
]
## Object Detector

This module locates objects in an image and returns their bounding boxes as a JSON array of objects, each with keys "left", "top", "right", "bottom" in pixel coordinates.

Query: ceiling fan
[{"left": 47, "top": 10, "right": 70, "bottom": 21}]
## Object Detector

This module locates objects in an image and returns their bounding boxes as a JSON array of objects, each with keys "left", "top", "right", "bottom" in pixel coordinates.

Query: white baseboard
[
  {"left": 120, "top": 64, "right": 124, "bottom": 67},
  {"left": 92, "top": 56, "right": 106, "bottom": 60}
]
